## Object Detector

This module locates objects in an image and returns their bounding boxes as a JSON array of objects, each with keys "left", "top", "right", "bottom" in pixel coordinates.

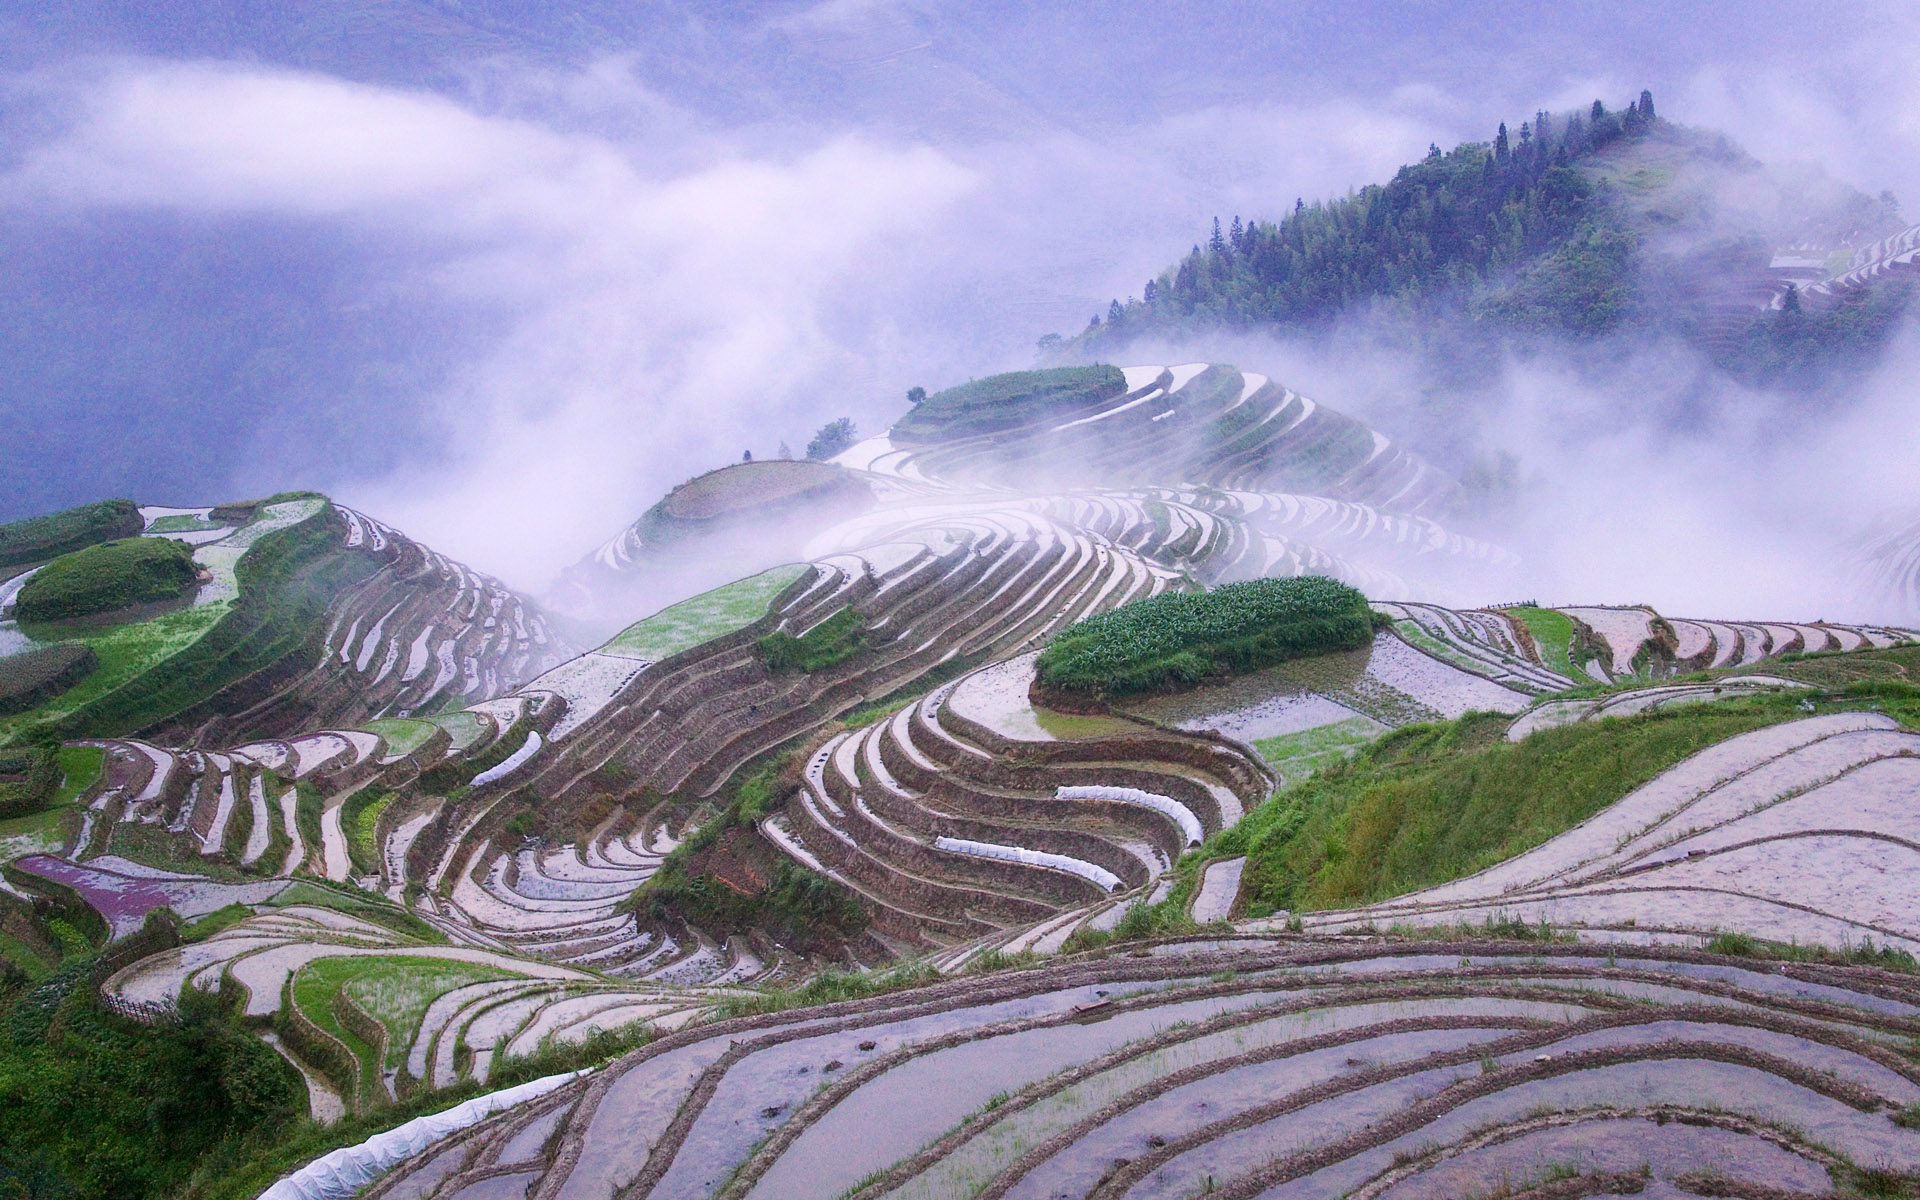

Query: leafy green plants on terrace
[
  {"left": 14, "top": 536, "right": 198, "bottom": 623},
  {"left": 1209, "top": 690, "right": 1826, "bottom": 916},
  {"left": 890, "top": 364, "right": 1126, "bottom": 444},
  {"left": 0, "top": 498, "right": 142, "bottom": 570},
  {"left": 1035, "top": 575, "right": 1377, "bottom": 700},
  {"left": 758, "top": 605, "right": 865, "bottom": 674}
]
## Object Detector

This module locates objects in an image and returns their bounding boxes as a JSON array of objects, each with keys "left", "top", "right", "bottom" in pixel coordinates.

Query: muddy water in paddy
[
  {"left": 1120, "top": 661, "right": 1371, "bottom": 743},
  {"left": 899, "top": 1002, "right": 1584, "bottom": 1200},
  {"left": 659, "top": 980, "right": 1193, "bottom": 1198},
  {"left": 1373, "top": 1117, "right": 1832, "bottom": 1199},
  {"left": 1123, "top": 1062, "right": 1476, "bottom": 1200},
  {"left": 446, "top": 1171, "right": 536, "bottom": 1199},
  {"left": 1257, "top": 1058, "right": 1920, "bottom": 1198}
]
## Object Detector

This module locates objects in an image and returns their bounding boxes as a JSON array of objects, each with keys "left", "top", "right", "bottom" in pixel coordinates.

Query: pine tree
[
  {"left": 1108, "top": 299, "right": 1124, "bottom": 323},
  {"left": 1209, "top": 217, "right": 1226, "bottom": 254},
  {"left": 1639, "top": 90, "right": 1655, "bottom": 121},
  {"left": 1143, "top": 279, "right": 1158, "bottom": 303},
  {"left": 1782, "top": 283, "right": 1802, "bottom": 315},
  {"left": 1591, "top": 99, "right": 1606, "bottom": 121},
  {"left": 1229, "top": 215, "right": 1244, "bottom": 249},
  {"left": 1495, "top": 122, "right": 1510, "bottom": 163},
  {"left": 906, "top": 386, "right": 926, "bottom": 405}
]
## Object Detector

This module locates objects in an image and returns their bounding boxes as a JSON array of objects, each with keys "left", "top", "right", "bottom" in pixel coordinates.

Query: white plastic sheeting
[
  {"left": 933, "top": 836, "right": 1123, "bottom": 891},
  {"left": 257, "top": 1069, "right": 583, "bottom": 1200},
  {"left": 1055, "top": 785, "right": 1204, "bottom": 846},
  {"left": 471, "top": 730, "right": 544, "bottom": 787}
]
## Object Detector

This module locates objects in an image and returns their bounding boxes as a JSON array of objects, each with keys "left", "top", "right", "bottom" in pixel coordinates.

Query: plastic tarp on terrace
[{"left": 257, "top": 1070, "right": 582, "bottom": 1200}]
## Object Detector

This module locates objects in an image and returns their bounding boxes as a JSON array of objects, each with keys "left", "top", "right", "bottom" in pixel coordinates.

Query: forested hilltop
[{"left": 1068, "top": 91, "right": 1912, "bottom": 389}]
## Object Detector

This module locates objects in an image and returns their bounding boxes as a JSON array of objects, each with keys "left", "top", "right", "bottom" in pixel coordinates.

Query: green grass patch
[
  {"left": 1507, "top": 606, "right": 1578, "bottom": 679},
  {"left": 181, "top": 902, "right": 256, "bottom": 943},
  {"left": 337, "top": 956, "right": 517, "bottom": 1071},
  {"left": 1254, "top": 716, "right": 1381, "bottom": 786},
  {"left": 363, "top": 718, "right": 436, "bottom": 758},
  {"left": 1217, "top": 691, "right": 1824, "bottom": 917},
  {"left": 758, "top": 605, "right": 865, "bottom": 674},
  {"left": 0, "top": 498, "right": 142, "bottom": 570},
  {"left": 289, "top": 957, "right": 386, "bottom": 1104},
  {"left": 603, "top": 564, "right": 808, "bottom": 662},
  {"left": 14, "top": 536, "right": 199, "bottom": 623},
  {"left": 344, "top": 787, "right": 395, "bottom": 876},
  {"left": 142, "top": 514, "right": 219, "bottom": 534},
  {"left": 1036, "top": 576, "right": 1377, "bottom": 699},
  {"left": 891, "top": 364, "right": 1126, "bottom": 444},
  {"left": 52, "top": 745, "right": 103, "bottom": 807},
  {"left": 0, "top": 601, "right": 231, "bottom": 745}
]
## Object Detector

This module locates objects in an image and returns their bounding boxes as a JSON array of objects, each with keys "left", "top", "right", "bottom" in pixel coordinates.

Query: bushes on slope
[
  {"left": 890, "top": 365, "right": 1126, "bottom": 444},
  {"left": 0, "top": 965, "right": 301, "bottom": 1200},
  {"left": 758, "top": 606, "right": 865, "bottom": 674},
  {"left": 14, "top": 538, "right": 198, "bottom": 623},
  {"left": 1035, "top": 576, "right": 1376, "bottom": 700},
  {"left": 1220, "top": 696, "right": 1805, "bottom": 916},
  {"left": 0, "top": 499, "right": 142, "bottom": 570}
]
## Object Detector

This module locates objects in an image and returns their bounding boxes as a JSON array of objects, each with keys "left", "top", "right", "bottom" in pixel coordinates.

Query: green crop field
[
  {"left": 1037, "top": 575, "right": 1376, "bottom": 698},
  {"left": 602, "top": 564, "right": 808, "bottom": 661}
]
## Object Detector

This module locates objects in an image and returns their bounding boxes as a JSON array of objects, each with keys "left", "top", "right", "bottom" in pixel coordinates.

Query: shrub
[
  {"left": 0, "top": 499, "right": 142, "bottom": 570},
  {"left": 14, "top": 538, "right": 198, "bottom": 623},
  {"left": 758, "top": 606, "right": 865, "bottom": 674},
  {"left": 1035, "top": 575, "right": 1375, "bottom": 699}
]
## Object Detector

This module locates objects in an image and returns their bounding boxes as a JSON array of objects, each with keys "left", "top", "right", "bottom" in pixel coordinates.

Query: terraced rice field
[{"left": 360, "top": 938, "right": 1920, "bottom": 1200}]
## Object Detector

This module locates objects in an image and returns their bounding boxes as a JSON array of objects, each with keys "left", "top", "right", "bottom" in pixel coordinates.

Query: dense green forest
[
  {"left": 1083, "top": 94, "right": 1663, "bottom": 343},
  {"left": 1070, "top": 91, "right": 1911, "bottom": 385}
]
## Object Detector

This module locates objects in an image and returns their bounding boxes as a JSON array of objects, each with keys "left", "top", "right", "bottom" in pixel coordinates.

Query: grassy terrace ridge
[
  {"left": 602, "top": 563, "right": 808, "bottom": 662},
  {"left": 889, "top": 364, "right": 1127, "bottom": 444},
  {"left": 660, "top": 459, "right": 857, "bottom": 520},
  {"left": 1506, "top": 605, "right": 1579, "bottom": 678},
  {"left": 13, "top": 536, "right": 199, "bottom": 623},
  {"left": 0, "top": 498, "right": 142, "bottom": 570},
  {"left": 1035, "top": 575, "right": 1377, "bottom": 700},
  {"left": 1205, "top": 685, "right": 1909, "bottom": 918},
  {"left": 0, "top": 602, "right": 230, "bottom": 745}
]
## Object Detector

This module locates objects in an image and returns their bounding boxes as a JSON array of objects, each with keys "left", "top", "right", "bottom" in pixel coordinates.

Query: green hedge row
[
  {"left": 14, "top": 537, "right": 198, "bottom": 622},
  {"left": 0, "top": 498, "right": 142, "bottom": 570},
  {"left": 1036, "top": 575, "right": 1376, "bottom": 698}
]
